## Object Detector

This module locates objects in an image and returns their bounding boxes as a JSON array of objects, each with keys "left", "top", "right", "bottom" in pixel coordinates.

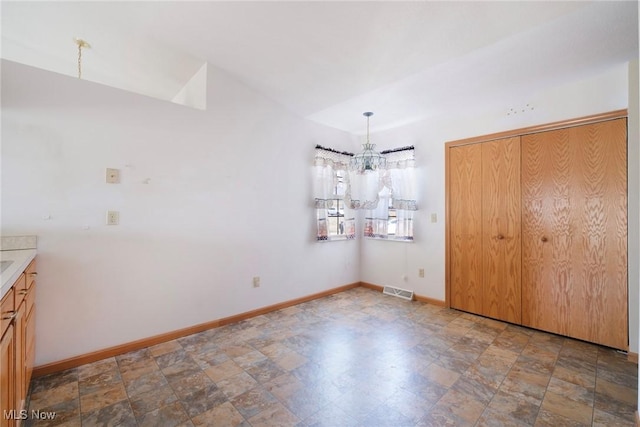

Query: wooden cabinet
[
  {"left": 0, "top": 258, "right": 36, "bottom": 426},
  {"left": 521, "top": 119, "right": 627, "bottom": 350},
  {"left": 1, "top": 287, "right": 16, "bottom": 427},
  {"left": 449, "top": 137, "right": 521, "bottom": 324},
  {"left": 0, "top": 323, "right": 15, "bottom": 427},
  {"left": 446, "top": 113, "right": 628, "bottom": 350},
  {"left": 24, "top": 261, "right": 36, "bottom": 393}
]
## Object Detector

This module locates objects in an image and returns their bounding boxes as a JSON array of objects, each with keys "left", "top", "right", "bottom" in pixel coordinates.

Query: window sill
[
  {"left": 364, "top": 236, "right": 414, "bottom": 243},
  {"left": 316, "top": 235, "right": 356, "bottom": 242}
]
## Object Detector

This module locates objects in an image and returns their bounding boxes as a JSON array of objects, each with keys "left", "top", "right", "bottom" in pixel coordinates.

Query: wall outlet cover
[{"left": 106, "top": 211, "right": 119, "bottom": 225}]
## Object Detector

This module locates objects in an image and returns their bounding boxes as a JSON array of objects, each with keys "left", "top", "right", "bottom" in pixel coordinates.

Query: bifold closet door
[
  {"left": 449, "top": 137, "right": 521, "bottom": 323},
  {"left": 481, "top": 137, "right": 521, "bottom": 324},
  {"left": 449, "top": 143, "right": 483, "bottom": 315},
  {"left": 521, "top": 118, "right": 628, "bottom": 350}
]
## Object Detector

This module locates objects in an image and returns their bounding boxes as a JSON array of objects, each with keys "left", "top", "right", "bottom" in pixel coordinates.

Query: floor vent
[{"left": 382, "top": 286, "right": 414, "bottom": 301}]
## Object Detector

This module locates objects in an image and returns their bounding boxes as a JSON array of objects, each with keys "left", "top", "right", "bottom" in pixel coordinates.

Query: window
[
  {"left": 313, "top": 147, "right": 355, "bottom": 241},
  {"left": 363, "top": 147, "right": 416, "bottom": 241},
  {"left": 313, "top": 145, "right": 416, "bottom": 242}
]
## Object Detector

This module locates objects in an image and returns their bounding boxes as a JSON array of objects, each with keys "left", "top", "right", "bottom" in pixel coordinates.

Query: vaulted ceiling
[{"left": 2, "top": 1, "right": 638, "bottom": 133}]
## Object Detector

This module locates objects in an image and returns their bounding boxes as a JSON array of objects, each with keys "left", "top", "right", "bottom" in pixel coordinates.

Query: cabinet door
[
  {"left": 24, "top": 293, "right": 35, "bottom": 390},
  {"left": 15, "top": 300, "right": 26, "bottom": 416},
  {"left": 481, "top": 137, "right": 522, "bottom": 324},
  {"left": 0, "top": 325, "right": 15, "bottom": 427},
  {"left": 522, "top": 118, "right": 628, "bottom": 349},
  {"left": 449, "top": 143, "right": 483, "bottom": 315}
]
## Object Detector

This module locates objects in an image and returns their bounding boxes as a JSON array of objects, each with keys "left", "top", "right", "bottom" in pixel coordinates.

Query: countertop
[
  {"left": 1, "top": 250, "right": 37, "bottom": 300},
  {"left": 0, "top": 235, "right": 37, "bottom": 300}
]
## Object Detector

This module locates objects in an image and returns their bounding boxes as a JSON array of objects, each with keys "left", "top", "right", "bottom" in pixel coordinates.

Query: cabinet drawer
[
  {"left": 1, "top": 285, "right": 15, "bottom": 337},
  {"left": 26, "top": 258, "right": 37, "bottom": 289}
]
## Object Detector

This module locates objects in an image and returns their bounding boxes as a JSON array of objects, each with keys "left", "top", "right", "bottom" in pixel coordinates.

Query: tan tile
[
  {"left": 137, "top": 401, "right": 189, "bottom": 427},
  {"left": 464, "top": 328, "right": 499, "bottom": 345},
  {"left": 534, "top": 408, "right": 587, "bottom": 427},
  {"left": 191, "top": 402, "right": 244, "bottom": 427},
  {"left": 592, "top": 408, "right": 636, "bottom": 426},
  {"left": 481, "top": 344, "right": 520, "bottom": 364},
  {"left": 547, "top": 376, "right": 593, "bottom": 406},
  {"left": 120, "top": 359, "right": 160, "bottom": 383},
  {"left": 540, "top": 391, "right": 593, "bottom": 425},
  {"left": 169, "top": 371, "right": 214, "bottom": 400},
  {"left": 76, "top": 358, "right": 118, "bottom": 380},
  {"left": 476, "top": 407, "right": 530, "bottom": 427},
  {"left": 247, "top": 402, "right": 299, "bottom": 426},
  {"left": 517, "top": 346, "right": 558, "bottom": 373},
  {"left": 216, "top": 371, "right": 258, "bottom": 399},
  {"left": 29, "top": 381, "right": 79, "bottom": 409},
  {"left": 124, "top": 370, "right": 169, "bottom": 397},
  {"left": 220, "top": 343, "right": 254, "bottom": 358},
  {"left": 230, "top": 387, "right": 278, "bottom": 419},
  {"left": 500, "top": 365, "right": 550, "bottom": 405},
  {"left": 81, "top": 400, "right": 137, "bottom": 427},
  {"left": 233, "top": 350, "right": 267, "bottom": 368},
  {"left": 52, "top": 419, "right": 83, "bottom": 427},
  {"left": 204, "top": 359, "right": 243, "bottom": 382},
  {"left": 149, "top": 340, "right": 183, "bottom": 357},
  {"left": 421, "top": 363, "right": 460, "bottom": 388},
  {"left": 385, "top": 388, "right": 434, "bottom": 423},
  {"left": 24, "top": 288, "right": 639, "bottom": 427},
  {"left": 486, "top": 390, "right": 539, "bottom": 425},
  {"left": 260, "top": 342, "right": 291, "bottom": 359},
  {"left": 595, "top": 378, "right": 637, "bottom": 405},
  {"left": 273, "top": 350, "right": 307, "bottom": 371},
  {"left": 263, "top": 373, "right": 304, "bottom": 401},
  {"left": 78, "top": 369, "right": 122, "bottom": 396},
  {"left": 28, "top": 398, "right": 80, "bottom": 427},
  {"left": 552, "top": 365, "right": 596, "bottom": 390},
  {"left": 434, "top": 388, "right": 486, "bottom": 425},
  {"left": 79, "top": 382, "right": 127, "bottom": 414},
  {"left": 129, "top": 385, "right": 178, "bottom": 419}
]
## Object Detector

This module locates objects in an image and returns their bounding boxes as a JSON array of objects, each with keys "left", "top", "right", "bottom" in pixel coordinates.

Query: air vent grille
[{"left": 382, "top": 286, "right": 414, "bottom": 301}]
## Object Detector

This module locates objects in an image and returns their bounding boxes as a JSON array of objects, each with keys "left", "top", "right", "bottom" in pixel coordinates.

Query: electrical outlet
[
  {"left": 106, "top": 168, "right": 120, "bottom": 184},
  {"left": 419, "top": 268, "right": 425, "bottom": 278},
  {"left": 106, "top": 211, "right": 119, "bottom": 225},
  {"left": 431, "top": 213, "right": 438, "bottom": 223},
  {"left": 253, "top": 276, "right": 260, "bottom": 287}
]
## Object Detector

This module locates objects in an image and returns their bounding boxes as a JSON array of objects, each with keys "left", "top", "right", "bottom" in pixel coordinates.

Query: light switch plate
[{"left": 106, "top": 168, "right": 120, "bottom": 184}]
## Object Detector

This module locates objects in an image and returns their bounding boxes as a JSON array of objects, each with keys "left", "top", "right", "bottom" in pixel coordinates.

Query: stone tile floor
[{"left": 26, "top": 287, "right": 638, "bottom": 426}]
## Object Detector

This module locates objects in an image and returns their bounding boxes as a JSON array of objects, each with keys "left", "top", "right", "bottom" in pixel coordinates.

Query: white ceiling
[{"left": 2, "top": 1, "right": 638, "bottom": 134}]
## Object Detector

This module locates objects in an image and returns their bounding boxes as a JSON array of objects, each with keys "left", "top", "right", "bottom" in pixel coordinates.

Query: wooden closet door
[
  {"left": 522, "top": 118, "right": 627, "bottom": 350},
  {"left": 482, "top": 137, "right": 522, "bottom": 324},
  {"left": 449, "top": 144, "right": 483, "bottom": 315}
]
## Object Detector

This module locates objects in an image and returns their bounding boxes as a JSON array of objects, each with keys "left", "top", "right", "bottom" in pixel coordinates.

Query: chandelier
[{"left": 349, "top": 112, "right": 386, "bottom": 174}]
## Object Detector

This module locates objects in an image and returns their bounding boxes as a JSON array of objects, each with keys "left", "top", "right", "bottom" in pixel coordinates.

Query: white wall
[
  {"left": 361, "top": 63, "right": 635, "bottom": 346},
  {"left": 1, "top": 60, "right": 359, "bottom": 366}
]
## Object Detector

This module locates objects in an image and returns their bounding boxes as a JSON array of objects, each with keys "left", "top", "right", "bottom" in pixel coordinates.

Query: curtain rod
[
  {"left": 315, "top": 145, "right": 354, "bottom": 157},
  {"left": 381, "top": 145, "right": 415, "bottom": 155}
]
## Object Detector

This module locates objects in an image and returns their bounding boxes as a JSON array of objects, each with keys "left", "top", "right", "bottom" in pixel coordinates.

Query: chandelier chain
[
  {"left": 74, "top": 38, "right": 90, "bottom": 79},
  {"left": 78, "top": 43, "right": 82, "bottom": 79}
]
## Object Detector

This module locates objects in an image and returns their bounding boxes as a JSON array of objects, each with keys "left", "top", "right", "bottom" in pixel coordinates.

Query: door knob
[
  {"left": 541, "top": 236, "right": 548, "bottom": 242},
  {"left": 497, "top": 234, "right": 505, "bottom": 240}
]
